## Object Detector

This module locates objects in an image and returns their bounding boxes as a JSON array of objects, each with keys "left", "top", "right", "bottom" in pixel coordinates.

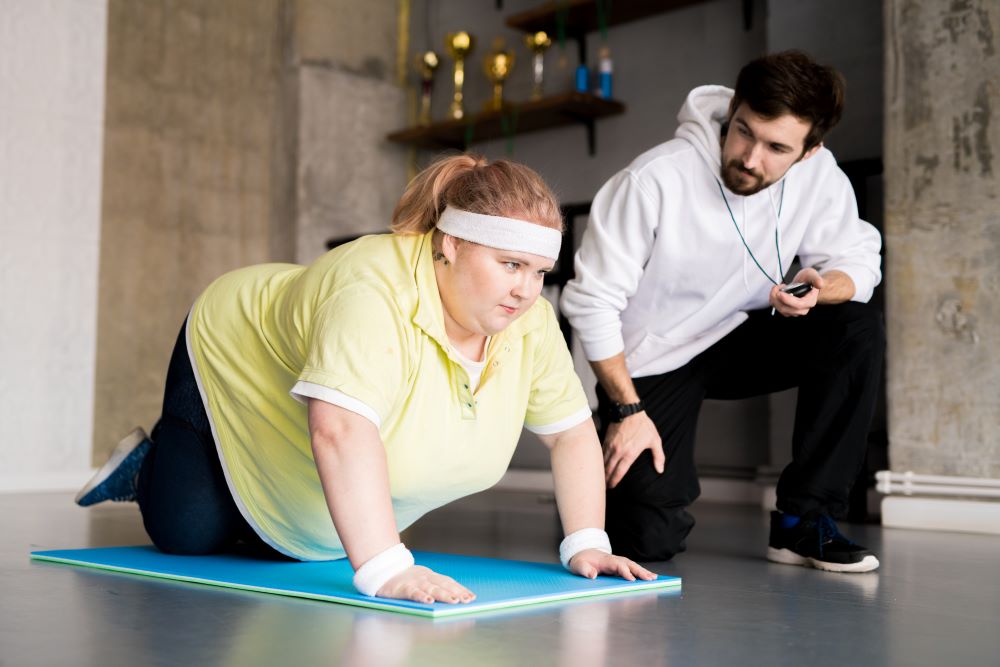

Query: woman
[{"left": 76, "top": 154, "right": 654, "bottom": 604}]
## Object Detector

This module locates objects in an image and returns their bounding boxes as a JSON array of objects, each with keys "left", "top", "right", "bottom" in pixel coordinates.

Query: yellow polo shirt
[{"left": 187, "top": 230, "right": 590, "bottom": 560}]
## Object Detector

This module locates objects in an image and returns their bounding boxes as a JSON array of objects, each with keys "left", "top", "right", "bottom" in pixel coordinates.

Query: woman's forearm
[
  {"left": 308, "top": 399, "right": 400, "bottom": 569},
  {"left": 542, "top": 419, "right": 606, "bottom": 535}
]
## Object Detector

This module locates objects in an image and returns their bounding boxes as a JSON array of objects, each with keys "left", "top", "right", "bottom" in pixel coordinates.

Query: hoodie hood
[{"left": 674, "top": 85, "right": 734, "bottom": 170}]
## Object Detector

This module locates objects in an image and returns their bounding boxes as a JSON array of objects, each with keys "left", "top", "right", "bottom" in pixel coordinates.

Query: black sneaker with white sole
[{"left": 767, "top": 511, "right": 880, "bottom": 573}]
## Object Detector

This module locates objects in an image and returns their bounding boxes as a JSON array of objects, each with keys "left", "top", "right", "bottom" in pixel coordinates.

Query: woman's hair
[
  {"left": 391, "top": 154, "right": 563, "bottom": 234},
  {"left": 732, "top": 50, "right": 845, "bottom": 152}
]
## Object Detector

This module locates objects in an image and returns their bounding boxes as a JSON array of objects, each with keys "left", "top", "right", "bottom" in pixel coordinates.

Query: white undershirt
[{"left": 452, "top": 337, "right": 490, "bottom": 393}]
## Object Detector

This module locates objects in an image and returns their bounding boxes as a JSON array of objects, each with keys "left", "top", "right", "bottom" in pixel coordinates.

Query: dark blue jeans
[{"left": 137, "top": 322, "right": 279, "bottom": 557}]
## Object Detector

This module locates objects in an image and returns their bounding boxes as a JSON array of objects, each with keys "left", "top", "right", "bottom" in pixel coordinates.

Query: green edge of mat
[{"left": 30, "top": 553, "right": 682, "bottom": 619}]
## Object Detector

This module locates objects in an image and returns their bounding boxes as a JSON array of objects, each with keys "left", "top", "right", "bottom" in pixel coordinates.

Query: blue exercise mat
[{"left": 31, "top": 546, "right": 681, "bottom": 618}]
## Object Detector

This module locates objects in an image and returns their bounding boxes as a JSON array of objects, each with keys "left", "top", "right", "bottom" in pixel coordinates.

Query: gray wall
[
  {"left": 409, "top": 0, "right": 883, "bottom": 475},
  {"left": 768, "top": 0, "right": 884, "bottom": 162},
  {"left": 412, "top": 0, "right": 766, "bottom": 201}
]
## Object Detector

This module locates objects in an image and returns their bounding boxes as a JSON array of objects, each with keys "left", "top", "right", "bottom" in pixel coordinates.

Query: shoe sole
[
  {"left": 74, "top": 427, "right": 149, "bottom": 505},
  {"left": 767, "top": 547, "right": 880, "bottom": 573}
]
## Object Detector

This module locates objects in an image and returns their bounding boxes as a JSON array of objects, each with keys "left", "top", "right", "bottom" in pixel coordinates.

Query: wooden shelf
[
  {"left": 386, "top": 92, "right": 625, "bottom": 154},
  {"left": 506, "top": 0, "right": 709, "bottom": 36}
]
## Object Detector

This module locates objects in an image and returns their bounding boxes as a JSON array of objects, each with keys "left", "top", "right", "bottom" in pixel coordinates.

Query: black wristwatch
[{"left": 609, "top": 400, "right": 645, "bottom": 422}]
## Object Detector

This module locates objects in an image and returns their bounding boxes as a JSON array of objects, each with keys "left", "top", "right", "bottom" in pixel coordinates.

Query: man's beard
[{"left": 720, "top": 159, "right": 770, "bottom": 195}]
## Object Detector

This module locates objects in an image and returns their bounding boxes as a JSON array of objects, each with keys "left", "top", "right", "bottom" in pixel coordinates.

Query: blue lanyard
[{"left": 716, "top": 179, "right": 785, "bottom": 285}]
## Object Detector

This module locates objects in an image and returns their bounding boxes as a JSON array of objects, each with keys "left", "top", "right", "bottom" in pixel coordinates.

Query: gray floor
[{"left": 3, "top": 490, "right": 999, "bottom": 666}]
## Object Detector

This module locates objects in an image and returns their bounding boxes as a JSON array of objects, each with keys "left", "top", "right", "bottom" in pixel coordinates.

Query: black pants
[
  {"left": 599, "top": 302, "right": 885, "bottom": 561},
  {"left": 137, "top": 322, "right": 278, "bottom": 556}
]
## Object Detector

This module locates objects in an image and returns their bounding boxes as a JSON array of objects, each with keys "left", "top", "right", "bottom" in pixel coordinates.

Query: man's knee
[
  {"left": 605, "top": 454, "right": 700, "bottom": 561},
  {"left": 822, "top": 301, "right": 885, "bottom": 365},
  {"left": 830, "top": 301, "right": 884, "bottom": 339},
  {"left": 606, "top": 500, "right": 696, "bottom": 561}
]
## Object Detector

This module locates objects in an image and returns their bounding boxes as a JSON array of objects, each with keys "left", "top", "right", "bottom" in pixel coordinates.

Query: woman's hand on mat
[
  {"left": 569, "top": 550, "right": 657, "bottom": 581},
  {"left": 377, "top": 565, "right": 476, "bottom": 604},
  {"left": 603, "top": 411, "right": 664, "bottom": 488}
]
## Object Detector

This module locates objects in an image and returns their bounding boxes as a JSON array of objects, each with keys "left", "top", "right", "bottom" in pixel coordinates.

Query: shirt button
[
  {"left": 466, "top": 403, "right": 472, "bottom": 408},
  {"left": 463, "top": 384, "right": 469, "bottom": 389},
  {"left": 492, "top": 361, "right": 499, "bottom": 368}
]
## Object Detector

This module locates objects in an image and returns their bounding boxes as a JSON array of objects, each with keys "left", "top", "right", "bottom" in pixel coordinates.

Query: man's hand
[
  {"left": 568, "top": 549, "right": 657, "bottom": 581},
  {"left": 770, "top": 267, "right": 824, "bottom": 317},
  {"left": 603, "top": 411, "right": 664, "bottom": 488}
]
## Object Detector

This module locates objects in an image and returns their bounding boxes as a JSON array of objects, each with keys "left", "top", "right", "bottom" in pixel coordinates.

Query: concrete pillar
[
  {"left": 93, "top": 0, "right": 286, "bottom": 459},
  {"left": 289, "top": 0, "right": 408, "bottom": 263},
  {"left": 883, "top": 0, "right": 999, "bottom": 513},
  {"left": 93, "top": 0, "right": 407, "bottom": 460}
]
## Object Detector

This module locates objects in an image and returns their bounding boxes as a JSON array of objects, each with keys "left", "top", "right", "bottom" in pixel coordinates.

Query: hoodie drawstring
[
  {"left": 716, "top": 179, "right": 786, "bottom": 290},
  {"left": 742, "top": 197, "right": 749, "bottom": 289}
]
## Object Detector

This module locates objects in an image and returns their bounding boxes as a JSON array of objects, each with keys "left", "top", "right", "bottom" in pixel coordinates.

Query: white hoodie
[{"left": 560, "top": 85, "right": 882, "bottom": 379}]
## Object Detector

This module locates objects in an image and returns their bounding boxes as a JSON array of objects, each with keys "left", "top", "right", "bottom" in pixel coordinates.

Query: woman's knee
[
  {"left": 137, "top": 417, "right": 244, "bottom": 555},
  {"left": 144, "top": 513, "right": 241, "bottom": 555}
]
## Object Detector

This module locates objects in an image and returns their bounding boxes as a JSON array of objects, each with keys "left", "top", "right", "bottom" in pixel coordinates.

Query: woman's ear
[{"left": 440, "top": 233, "right": 461, "bottom": 265}]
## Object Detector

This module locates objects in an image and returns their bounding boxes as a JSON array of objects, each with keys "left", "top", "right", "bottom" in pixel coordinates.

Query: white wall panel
[{"left": 0, "top": 0, "right": 108, "bottom": 491}]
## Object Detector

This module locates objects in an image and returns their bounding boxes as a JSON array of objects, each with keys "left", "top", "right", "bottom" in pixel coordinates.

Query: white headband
[{"left": 436, "top": 206, "right": 562, "bottom": 261}]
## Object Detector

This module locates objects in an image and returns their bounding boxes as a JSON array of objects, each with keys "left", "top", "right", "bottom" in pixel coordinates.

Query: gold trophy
[
  {"left": 415, "top": 50, "right": 439, "bottom": 126},
  {"left": 524, "top": 31, "right": 552, "bottom": 101},
  {"left": 482, "top": 38, "right": 515, "bottom": 112},
  {"left": 445, "top": 31, "right": 474, "bottom": 120}
]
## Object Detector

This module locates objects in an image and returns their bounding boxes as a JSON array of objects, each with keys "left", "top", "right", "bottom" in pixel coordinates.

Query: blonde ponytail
[{"left": 390, "top": 153, "right": 562, "bottom": 234}]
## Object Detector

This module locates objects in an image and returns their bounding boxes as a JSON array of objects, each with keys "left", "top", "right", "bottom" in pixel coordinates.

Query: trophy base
[{"left": 483, "top": 100, "right": 515, "bottom": 113}]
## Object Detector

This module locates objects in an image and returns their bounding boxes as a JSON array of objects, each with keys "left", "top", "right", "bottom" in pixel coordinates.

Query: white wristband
[
  {"left": 352, "top": 543, "right": 415, "bottom": 597},
  {"left": 559, "top": 528, "right": 612, "bottom": 570}
]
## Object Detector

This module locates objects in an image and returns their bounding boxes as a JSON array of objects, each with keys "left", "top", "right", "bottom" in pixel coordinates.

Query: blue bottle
[{"left": 575, "top": 64, "right": 589, "bottom": 93}]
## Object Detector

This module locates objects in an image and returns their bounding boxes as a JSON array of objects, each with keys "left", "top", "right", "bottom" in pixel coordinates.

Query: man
[{"left": 560, "top": 51, "right": 883, "bottom": 573}]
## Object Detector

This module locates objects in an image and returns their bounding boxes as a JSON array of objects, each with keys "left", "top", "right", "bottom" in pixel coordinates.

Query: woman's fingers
[
  {"left": 573, "top": 551, "right": 659, "bottom": 582},
  {"left": 430, "top": 572, "right": 475, "bottom": 602},
  {"left": 380, "top": 566, "right": 475, "bottom": 604},
  {"left": 616, "top": 558, "right": 636, "bottom": 581},
  {"left": 608, "top": 555, "right": 657, "bottom": 581},
  {"left": 630, "top": 560, "right": 657, "bottom": 580}
]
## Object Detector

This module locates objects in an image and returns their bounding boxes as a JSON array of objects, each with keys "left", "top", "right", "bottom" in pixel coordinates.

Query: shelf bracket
[
  {"left": 561, "top": 110, "right": 598, "bottom": 155},
  {"left": 576, "top": 32, "right": 588, "bottom": 66},
  {"left": 742, "top": 0, "right": 753, "bottom": 31}
]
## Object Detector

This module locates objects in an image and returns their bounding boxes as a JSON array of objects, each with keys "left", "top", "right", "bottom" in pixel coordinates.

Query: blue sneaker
[{"left": 75, "top": 427, "right": 152, "bottom": 506}]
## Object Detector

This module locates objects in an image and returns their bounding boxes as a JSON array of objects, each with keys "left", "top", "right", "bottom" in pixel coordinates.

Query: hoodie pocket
[
  {"left": 625, "top": 314, "right": 745, "bottom": 369},
  {"left": 624, "top": 330, "right": 683, "bottom": 368}
]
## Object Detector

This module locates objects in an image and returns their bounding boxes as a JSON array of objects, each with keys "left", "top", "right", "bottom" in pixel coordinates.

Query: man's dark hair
[{"left": 732, "top": 50, "right": 845, "bottom": 152}]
